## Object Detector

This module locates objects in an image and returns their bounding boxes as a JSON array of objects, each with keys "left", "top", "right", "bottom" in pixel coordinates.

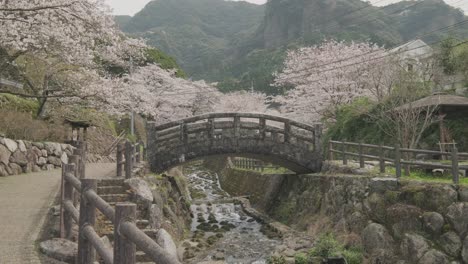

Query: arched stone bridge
[{"left": 148, "top": 113, "right": 323, "bottom": 174}]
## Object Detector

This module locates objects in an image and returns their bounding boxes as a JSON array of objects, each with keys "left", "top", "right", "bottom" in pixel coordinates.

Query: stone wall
[
  {"left": 219, "top": 168, "right": 468, "bottom": 264},
  {"left": 0, "top": 136, "right": 73, "bottom": 176}
]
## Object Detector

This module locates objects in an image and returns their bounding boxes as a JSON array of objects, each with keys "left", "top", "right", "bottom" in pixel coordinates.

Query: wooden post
[
  {"left": 69, "top": 154, "right": 81, "bottom": 206},
  {"left": 234, "top": 116, "right": 240, "bottom": 139},
  {"left": 328, "top": 141, "right": 334, "bottom": 161},
  {"left": 125, "top": 141, "right": 133, "bottom": 179},
  {"left": 395, "top": 144, "right": 402, "bottom": 179},
  {"left": 62, "top": 164, "right": 76, "bottom": 240},
  {"left": 207, "top": 118, "right": 214, "bottom": 145},
  {"left": 379, "top": 144, "right": 385, "bottom": 173},
  {"left": 133, "top": 143, "right": 138, "bottom": 164},
  {"left": 114, "top": 203, "right": 137, "bottom": 264},
  {"left": 314, "top": 124, "right": 323, "bottom": 153},
  {"left": 77, "top": 179, "right": 97, "bottom": 264},
  {"left": 117, "top": 144, "right": 123, "bottom": 177},
  {"left": 342, "top": 142, "right": 348, "bottom": 165},
  {"left": 284, "top": 121, "right": 291, "bottom": 143},
  {"left": 359, "top": 142, "right": 365, "bottom": 168},
  {"left": 259, "top": 118, "right": 266, "bottom": 140},
  {"left": 80, "top": 141, "right": 87, "bottom": 178},
  {"left": 59, "top": 163, "right": 66, "bottom": 238},
  {"left": 452, "top": 146, "right": 459, "bottom": 185}
]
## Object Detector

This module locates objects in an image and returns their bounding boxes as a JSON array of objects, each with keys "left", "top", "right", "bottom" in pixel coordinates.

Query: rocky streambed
[{"left": 181, "top": 166, "right": 281, "bottom": 263}]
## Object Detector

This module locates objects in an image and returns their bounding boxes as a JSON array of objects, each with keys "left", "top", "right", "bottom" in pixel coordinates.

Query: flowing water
[{"left": 183, "top": 166, "right": 281, "bottom": 263}]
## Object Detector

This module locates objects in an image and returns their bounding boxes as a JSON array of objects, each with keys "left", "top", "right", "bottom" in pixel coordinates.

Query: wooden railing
[
  {"left": 328, "top": 140, "right": 468, "bottom": 184},
  {"left": 59, "top": 141, "right": 180, "bottom": 264},
  {"left": 152, "top": 112, "right": 322, "bottom": 152},
  {"left": 116, "top": 140, "right": 145, "bottom": 179}
]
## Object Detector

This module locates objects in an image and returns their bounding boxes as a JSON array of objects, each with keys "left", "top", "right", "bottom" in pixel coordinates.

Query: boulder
[
  {"left": 156, "top": 229, "right": 179, "bottom": 261},
  {"left": 362, "top": 223, "right": 395, "bottom": 256},
  {"left": 9, "top": 163, "right": 23, "bottom": 175},
  {"left": 3, "top": 138, "right": 17, "bottom": 152},
  {"left": 124, "top": 178, "right": 154, "bottom": 203},
  {"left": 32, "top": 165, "right": 41, "bottom": 172},
  {"left": 386, "top": 204, "right": 423, "bottom": 239},
  {"left": 370, "top": 177, "right": 399, "bottom": 193},
  {"left": 459, "top": 187, "right": 468, "bottom": 203},
  {"left": 400, "top": 233, "right": 430, "bottom": 263},
  {"left": 37, "top": 157, "right": 47, "bottom": 166},
  {"left": 31, "top": 146, "right": 43, "bottom": 157},
  {"left": 446, "top": 203, "right": 468, "bottom": 236},
  {"left": 0, "top": 144, "right": 11, "bottom": 165},
  {"left": 10, "top": 150, "right": 28, "bottom": 166},
  {"left": 41, "top": 149, "right": 48, "bottom": 157},
  {"left": 44, "top": 142, "right": 62, "bottom": 156},
  {"left": 0, "top": 164, "right": 9, "bottom": 176},
  {"left": 422, "top": 212, "right": 444, "bottom": 235},
  {"left": 150, "top": 203, "right": 163, "bottom": 229},
  {"left": 418, "top": 249, "right": 449, "bottom": 264},
  {"left": 43, "top": 164, "right": 55, "bottom": 171},
  {"left": 26, "top": 149, "right": 38, "bottom": 164},
  {"left": 462, "top": 235, "right": 468, "bottom": 264},
  {"left": 61, "top": 152, "right": 68, "bottom": 164},
  {"left": 17, "top": 140, "right": 26, "bottom": 152},
  {"left": 47, "top": 156, "right": 62, "bottom": 166},
  {"left": 39, "top": 238, "right": 77, "bottom": 263},
  {"left": 439, "top": 231, "right": 462, "bottom": 257},
  {"left": 32, "top": 142, "right": 44, "bottom": 149}
]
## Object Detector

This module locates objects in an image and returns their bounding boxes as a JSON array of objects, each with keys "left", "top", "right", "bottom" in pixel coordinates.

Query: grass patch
[
  {"left": 292, "top": 233, "right": 363, "bottom": 264},
  {"left": 376, "top": 166, "right": 468, "bottom": 186}
]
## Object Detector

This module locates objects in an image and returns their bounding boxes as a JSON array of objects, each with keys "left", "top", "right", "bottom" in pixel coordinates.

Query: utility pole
[{"left": 129, "top": 57, "right": 135, "bottom": 136}]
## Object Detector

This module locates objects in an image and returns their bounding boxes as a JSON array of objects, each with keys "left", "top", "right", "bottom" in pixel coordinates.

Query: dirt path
[{"left": 0, "top": 163, "right": 115, "bottom": 263}]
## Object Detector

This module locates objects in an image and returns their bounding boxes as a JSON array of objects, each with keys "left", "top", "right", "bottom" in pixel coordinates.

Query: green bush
[
  {"left": 306, "top": 233, "right": 363, "bottom": 264},
  {"left": 294, "top": 253, "right": 309, "bottom": 264},
  {"left": 309, "top": 233, "right": 343, "bottom": 259}
]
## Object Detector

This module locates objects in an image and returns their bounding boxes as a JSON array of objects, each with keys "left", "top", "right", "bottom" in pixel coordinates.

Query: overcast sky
[{"left": 105, "top": 0, "right": 468, "bottom": 16}]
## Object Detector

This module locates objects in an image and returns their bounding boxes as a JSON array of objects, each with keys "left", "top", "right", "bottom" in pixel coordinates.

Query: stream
[{"left": 182, "top": 166, "right": 281, "bottom": 263}]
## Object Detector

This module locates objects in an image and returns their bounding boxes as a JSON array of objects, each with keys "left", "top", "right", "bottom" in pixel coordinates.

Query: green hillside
[{"left": 118, "top": 0, "right": 468, "bottom": 95}]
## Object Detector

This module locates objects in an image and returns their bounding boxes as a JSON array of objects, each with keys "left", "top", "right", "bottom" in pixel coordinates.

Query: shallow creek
[{"left": 182, "top": 166, "right": 281, "bottom": 263}]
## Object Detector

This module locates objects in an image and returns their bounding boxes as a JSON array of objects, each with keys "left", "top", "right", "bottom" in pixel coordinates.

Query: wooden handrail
[
  {"left": 328, "top": 139, "right": 466, "bottom": 184},
  {"left": 59, "top": 140, "right": 180, "bottom": 264}
]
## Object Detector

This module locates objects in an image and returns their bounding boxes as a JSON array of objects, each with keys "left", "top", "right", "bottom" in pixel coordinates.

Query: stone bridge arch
[{"left": 148, "top": 113, "right": 323, "bottom": 173}]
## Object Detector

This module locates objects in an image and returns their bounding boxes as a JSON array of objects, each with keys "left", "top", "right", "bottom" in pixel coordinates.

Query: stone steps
[
  {"left": 99, "top": 194, "right": 129, "bottom": 203},
  {"left": 97, "top": 185, "right": 126, "bottom": 195},
  {"left": 96, "top": 178, "right": 159, "bottom": 264}
]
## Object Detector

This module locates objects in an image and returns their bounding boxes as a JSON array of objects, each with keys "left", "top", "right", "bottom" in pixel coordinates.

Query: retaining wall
[{"left": 0, "top": 136, "right": 74, "bottom": 176}]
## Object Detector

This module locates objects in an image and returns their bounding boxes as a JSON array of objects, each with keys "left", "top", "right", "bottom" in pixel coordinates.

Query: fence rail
[
  {"left": 60, "top": 140, "right": 180, "bottom": 264},
  {"left": 328, "top": 140, "right": 468, "bottom": 184}
]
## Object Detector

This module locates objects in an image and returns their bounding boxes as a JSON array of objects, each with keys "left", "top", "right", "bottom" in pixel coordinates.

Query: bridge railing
[
  {"left": 328, "top": 140, "right": 468, "bottom": 184},
  {"left": 152, "top": 113, "right": 322, "bottom": 151},
  {"left": 116, "top": 140, "right": 145, "bottom": 179},
  {"left": 59, "top": 143, "right": 179, "bottom": 264}
]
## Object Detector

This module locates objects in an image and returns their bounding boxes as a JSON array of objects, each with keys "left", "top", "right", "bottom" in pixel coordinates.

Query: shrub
[{"left": 309, "top": 233, "right": 343, "bottom": 258}]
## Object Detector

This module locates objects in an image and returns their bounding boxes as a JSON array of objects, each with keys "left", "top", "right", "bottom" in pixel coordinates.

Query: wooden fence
[
  {"left": 231, "top": 157, "right": 287, "bottom": 172},
  {"left": 116, "top": 141, "right": 145, "bottom": 179},
  {"left": 328, "top": 140, "right": 468, "bottom": 184},
  {"left": 60, "top": 141, "right": 180, "bottom": 264}
]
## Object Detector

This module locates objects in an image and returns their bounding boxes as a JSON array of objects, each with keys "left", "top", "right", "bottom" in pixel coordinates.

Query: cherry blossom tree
[
  {"left": 88, "top": 64, "right": 221, "bottom": 123},
  {"left": 0, "top": 0, "right": 144, "bottom": 66},
  {"left": 0, "top": 0, "right": 147, "bottom": 117},
  {"left": 213, "top": 91, "right": 271, "bottom": 113},
  {"left": 274, "top": 40, "right": 398, "bottom": 123}
]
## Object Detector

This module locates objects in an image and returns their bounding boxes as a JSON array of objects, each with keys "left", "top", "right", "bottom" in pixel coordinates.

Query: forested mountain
[{"left": 117, "top": 0, "right": 468, "bottom": 94}]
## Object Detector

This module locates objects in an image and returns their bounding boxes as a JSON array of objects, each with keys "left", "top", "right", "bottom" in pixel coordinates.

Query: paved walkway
[{"left": 0, "top": 163, "right": 115, "bottom": 263}]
